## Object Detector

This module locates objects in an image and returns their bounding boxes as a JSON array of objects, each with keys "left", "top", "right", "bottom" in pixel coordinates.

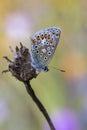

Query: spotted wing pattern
[{"left": 30, "top": 27, "right": 61, "bottom": 72}]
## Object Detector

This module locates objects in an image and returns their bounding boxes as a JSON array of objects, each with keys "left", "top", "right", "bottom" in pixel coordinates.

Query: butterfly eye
[{"left": 50, "top": 39, "right": 54, "bottom": 43}]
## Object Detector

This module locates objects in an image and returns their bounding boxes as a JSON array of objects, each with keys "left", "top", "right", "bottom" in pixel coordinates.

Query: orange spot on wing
[
  {"left": 32, "top": 39, "right": 37, "bottom": 44},
  {"left": 36, "top": 36, "right": 40, "bottom": 40},
  {"left": 40, "top": 34, "right": 44, "bottom": 39},
  {"left": 50, "top": 39, "right": 54, "bottom": 43},
  {"left": 44, "top": 34, "right": 47, "bottom": 38},
  {"left": 47, "top": 35, "right": 51, "bottom": 39}
]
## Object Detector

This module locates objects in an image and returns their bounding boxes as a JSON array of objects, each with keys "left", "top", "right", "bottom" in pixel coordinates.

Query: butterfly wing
[{"left": 30, "top": 27, "right": 61, "bottom": 71}]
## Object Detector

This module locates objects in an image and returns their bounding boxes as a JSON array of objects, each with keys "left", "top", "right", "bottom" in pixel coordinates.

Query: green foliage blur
[{"left": 0, "top": 0, "right": 87, "bottom": 130}]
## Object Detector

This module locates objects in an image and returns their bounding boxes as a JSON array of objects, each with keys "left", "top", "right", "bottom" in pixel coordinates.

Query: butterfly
[{"left": 30, "top": 27, "right": 61, "bottom": 72}]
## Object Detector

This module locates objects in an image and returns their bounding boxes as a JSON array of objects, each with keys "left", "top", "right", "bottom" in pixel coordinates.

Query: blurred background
[{"left": 0, "top": 0, "right": 87, "bottom": 130}]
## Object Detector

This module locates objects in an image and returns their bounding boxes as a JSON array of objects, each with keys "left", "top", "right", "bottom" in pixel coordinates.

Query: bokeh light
[
  {"left": 44, "top": 109, "right": 81, "bottom": 130},
  {"left": 4, "top": 13, "right": 32, "bottom": 41}
]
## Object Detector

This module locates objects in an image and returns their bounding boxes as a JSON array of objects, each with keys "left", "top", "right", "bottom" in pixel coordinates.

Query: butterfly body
[{"left": 30, "top": 27, "right": 61, "bottom": 72}]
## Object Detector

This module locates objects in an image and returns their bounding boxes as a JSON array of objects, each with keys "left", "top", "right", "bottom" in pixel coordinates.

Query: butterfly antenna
[{"left": 49, "top": 66, "right": 65, "bottom": 72}]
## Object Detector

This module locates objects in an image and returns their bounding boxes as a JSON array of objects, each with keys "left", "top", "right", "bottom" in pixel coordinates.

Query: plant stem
[{"left": 24, "top": 81, "right": 56, "bottom": 130}]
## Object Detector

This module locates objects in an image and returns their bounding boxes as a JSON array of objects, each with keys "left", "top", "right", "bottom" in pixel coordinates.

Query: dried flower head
[{"left": 2, "top": 43, "right": 37, "bottom": 81}]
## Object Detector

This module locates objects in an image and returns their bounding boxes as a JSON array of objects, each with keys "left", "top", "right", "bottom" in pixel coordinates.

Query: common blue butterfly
[{"left": 30, "top": 27, "right": 61, "bottom": 72}]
